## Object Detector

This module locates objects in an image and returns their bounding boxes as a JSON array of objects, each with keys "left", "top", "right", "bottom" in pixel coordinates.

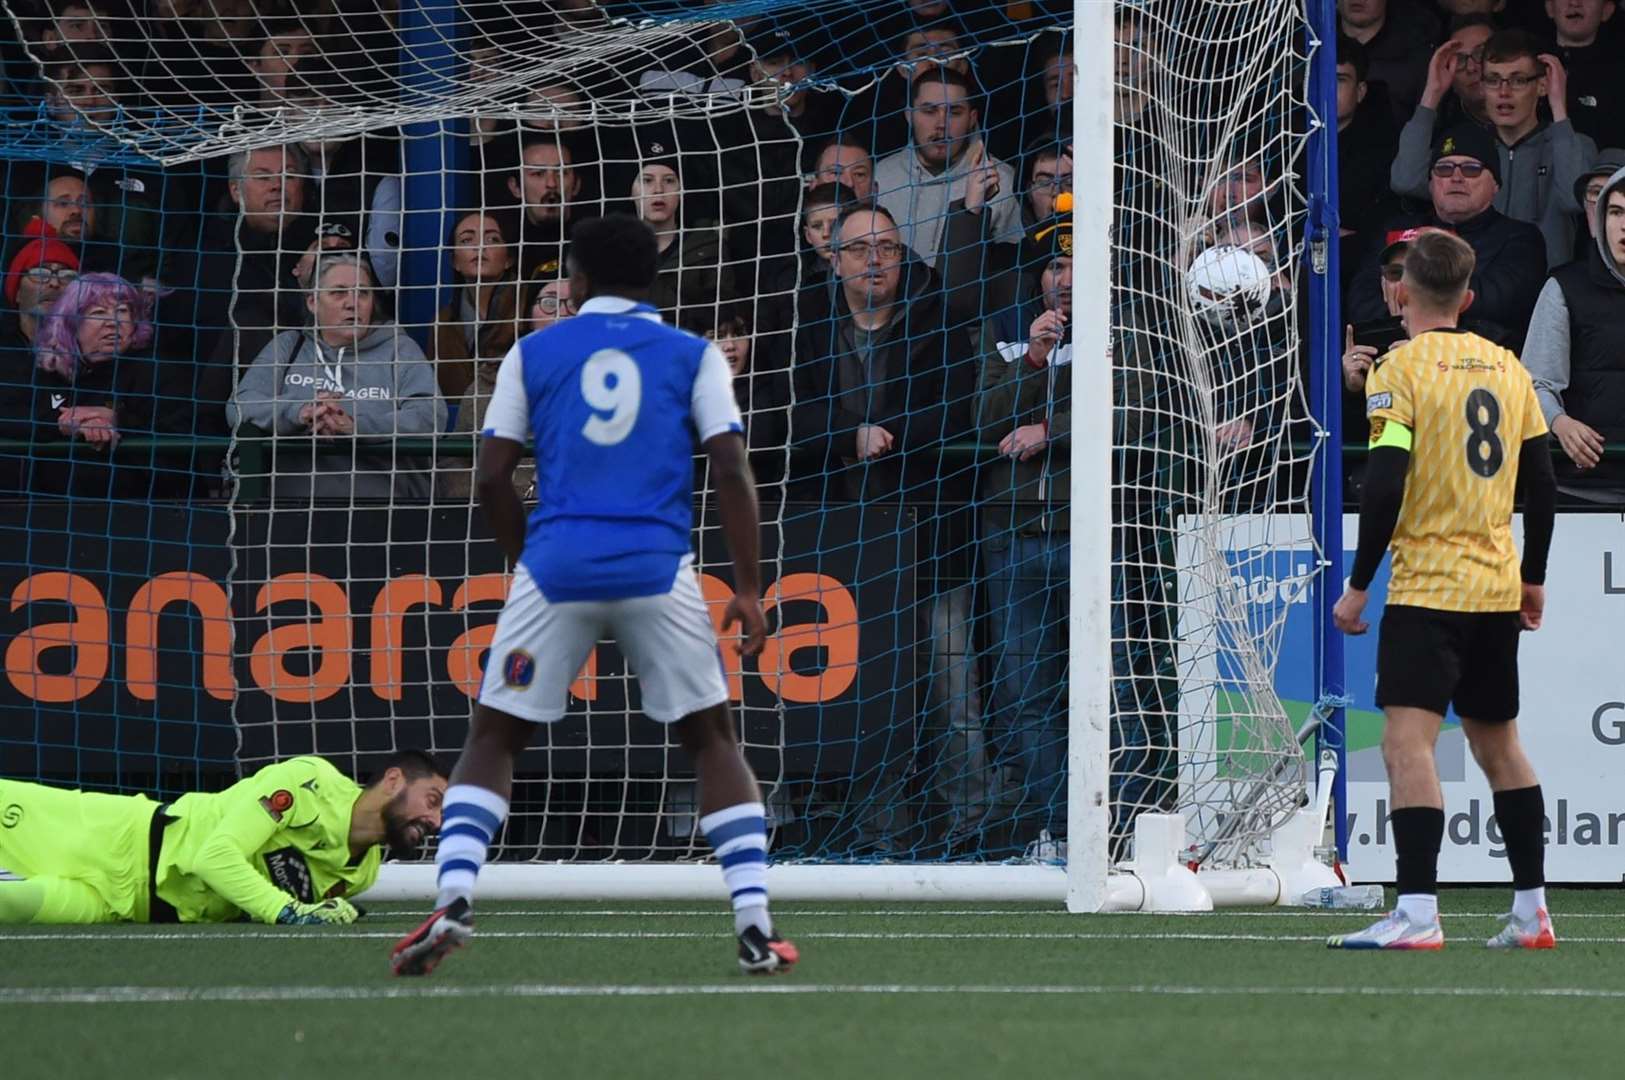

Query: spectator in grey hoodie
[
  {"left": 228, "top": 252, "right": 445, "bottom": 502},
  {"left": 1390, "top": 30, "right": 1596, "bottom": 266},
  {"left": 873, "top": 66, "right": 1025, "bottom": 267}
]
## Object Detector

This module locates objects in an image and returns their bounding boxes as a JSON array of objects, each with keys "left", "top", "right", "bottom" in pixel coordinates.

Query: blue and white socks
[
  {"left": 701, "top": 801, "right": 772, "bottom": 937},
  {"left": 435, "top": 784, "right": 510, "bottom": 910},
  {"left": 435, "top": 789, "right": 771, "bottom": 933}
]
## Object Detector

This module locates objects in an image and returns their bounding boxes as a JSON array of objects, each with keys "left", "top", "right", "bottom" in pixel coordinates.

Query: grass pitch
[{"left": 4, "top": 888, "right": 1622, "bottom": 1080}]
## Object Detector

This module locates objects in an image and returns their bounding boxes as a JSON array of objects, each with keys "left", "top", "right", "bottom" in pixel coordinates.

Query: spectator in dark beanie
[
  {"left": 1352, "top": 122, "right": 1548, "bottom": 351},
  {"left": 1391, "top": 30, "right": 1596, "bottom": 267}
]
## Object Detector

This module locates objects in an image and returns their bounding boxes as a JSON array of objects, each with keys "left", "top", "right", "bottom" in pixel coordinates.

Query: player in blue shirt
[{"left": 391, "top": 214, "right": 797, "bottom": 977}]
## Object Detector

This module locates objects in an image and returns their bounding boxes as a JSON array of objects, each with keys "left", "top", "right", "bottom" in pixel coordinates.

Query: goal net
[{"left": 0, "top": 0, "right": 1324, "bottom": 906}]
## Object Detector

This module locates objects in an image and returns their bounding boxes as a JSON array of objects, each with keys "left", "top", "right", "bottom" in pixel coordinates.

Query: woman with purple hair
[{"left": 24, "top": 271, "right": 160, "bottom": 497}]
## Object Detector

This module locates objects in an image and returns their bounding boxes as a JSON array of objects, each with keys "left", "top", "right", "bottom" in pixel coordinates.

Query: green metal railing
[{"left": 4, "top": 435, "right": 1623, "bottom": 507}]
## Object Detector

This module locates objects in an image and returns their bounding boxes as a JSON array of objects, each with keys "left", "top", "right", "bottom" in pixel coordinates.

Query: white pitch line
[
  {"left": 431, "top": 908, "right": 1625, "bottom": 920},
  {"left": 7, "top": 982, "right": 1625, "bottom": 1006},
  {"left": 6, "top": 928, "right": 1625, "bottom": 945}
]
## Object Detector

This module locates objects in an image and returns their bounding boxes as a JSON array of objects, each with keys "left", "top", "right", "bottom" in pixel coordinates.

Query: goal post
[
  {"left": 0, "top": 0, "right": 1348, "bottom": 909},
  {"left": 1065, "top": 0, "right": 1113, "bottom": 915}
]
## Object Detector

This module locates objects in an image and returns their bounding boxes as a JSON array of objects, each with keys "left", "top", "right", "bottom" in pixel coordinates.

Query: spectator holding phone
[{"left": 1342, "top": 227, "right": 1424, "bottom": 393}]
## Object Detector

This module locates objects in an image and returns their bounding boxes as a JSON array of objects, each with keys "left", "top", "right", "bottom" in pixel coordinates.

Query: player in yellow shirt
[
  {"left": 0, "top": 750, "right": 445, "bottom": 925},
  {"left": 1328, "top": 230, "right": 1557, "bottom": 951}
]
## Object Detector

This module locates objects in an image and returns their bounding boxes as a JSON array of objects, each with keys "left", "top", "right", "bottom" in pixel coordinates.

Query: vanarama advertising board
[{"left": 0, "top": 502, "right": 912, "bottom": 781}]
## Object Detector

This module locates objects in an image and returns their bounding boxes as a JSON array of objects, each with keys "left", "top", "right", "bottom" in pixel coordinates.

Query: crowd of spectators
[
  {"left": 1, "top": 0, "right": 1621, "bottom": 857},
  {"left": 1336, "top": 0, "right": 1625, "bottom": 499}
]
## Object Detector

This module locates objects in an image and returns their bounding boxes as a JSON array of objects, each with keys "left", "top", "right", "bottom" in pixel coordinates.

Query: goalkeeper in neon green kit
[{"left": 0, "top": 750, "right": 446, "bottom": 925}]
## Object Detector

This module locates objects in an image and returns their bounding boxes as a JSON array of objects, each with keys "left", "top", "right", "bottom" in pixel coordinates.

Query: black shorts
[{"left": 1375, "top": 605, "right": 1521, "bottom": 722}]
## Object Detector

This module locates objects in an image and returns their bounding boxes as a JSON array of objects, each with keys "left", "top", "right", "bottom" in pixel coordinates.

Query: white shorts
[{"left": 478, "top": 559, "right": 729, "bottom": 724}]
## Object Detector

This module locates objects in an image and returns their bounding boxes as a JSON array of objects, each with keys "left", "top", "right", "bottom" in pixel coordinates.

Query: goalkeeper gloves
[{"left": 276, "top": 898, "right": 360, "bottom": 926}]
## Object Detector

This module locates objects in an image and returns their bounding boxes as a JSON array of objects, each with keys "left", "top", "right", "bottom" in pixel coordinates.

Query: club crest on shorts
[{"left": 503, "top": 649, "right": 536, "bottom": 688}]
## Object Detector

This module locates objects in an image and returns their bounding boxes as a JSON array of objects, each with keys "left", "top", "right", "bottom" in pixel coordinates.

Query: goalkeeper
[{"left": 0, "top": 750, "right": 445, "bottom": 926}]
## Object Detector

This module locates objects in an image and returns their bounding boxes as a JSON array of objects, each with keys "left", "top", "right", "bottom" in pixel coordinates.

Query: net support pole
[
  {"left": 1304, "top": 0, "right": 1349, "bottom": 861},
  {"left": 399, "top": 0, "right": 468, "bottom": 347},
  {"left": 1066, "top": 0, "right": 1116, "bottom": 913}
]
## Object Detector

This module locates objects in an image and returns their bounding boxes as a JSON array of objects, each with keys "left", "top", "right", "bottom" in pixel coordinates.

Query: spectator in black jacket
[
  {"left": 190, "top": 142, "right": 317, "bottom": 443},
  {"left": 790, "top": 204, "right": 989, "bottom": 851},
  {"left": 1349, "top": 123, "right": 1548, "bottom": 351},
  {"left": 1524, "top": 162, "right": 1625, "bottom": 497},
  {"left": 1339, "top": 0, "right": 1440, "bottom": 125},
  {"left": 628, "top": 125, "right": 734, "bottom": 323},
  {"left": 1337, "top": 35, "right": 1402, "bottom": 282},
  {"left": 249, "top": 19, "right": 315, "bottom": 104},
  {"left": 1550, "top": 0, "right": 1625, "bottom": 150},
  {"left": 503, "top": 134, "right": 590, "bottom": 287},
  {"left": 1392, "top": 30, "right": 1596, "bottom": 267},
  {"left": 0, "top": 222, "right": 80, "bottom": 493},
  {"left": 21, "top": 272, "right": 158, "bottom": 498},
  {"left": 683, "top": 299, "right": 789, "bottom": 486},
  {"left": 808, "top": 137, "right": 877, "bottom": 202}
]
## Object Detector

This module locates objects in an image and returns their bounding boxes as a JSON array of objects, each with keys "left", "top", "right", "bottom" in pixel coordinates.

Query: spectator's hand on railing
[
  {"left": 58, "top": 405, "right": 121, "bottom": 449},
  {"left": 313, "top": 406, "right": 355, "bottom": 437},
  {"left": 1420, "top": 40, "right": 1460, "bottom": 110},
  {"left": 296, "top": 393, "right": 354, "bottom": 437},
  {"left": 855, "top": 424, "right": 895, "bottom": 460},
  {"left": 1342, "top": 324, "right": 1379, "bottom": 393},
  {"left": 998, "top": 422, "right": 1048, "bottom": 462},
  {"left": 1026, "top": 310, "right": 1066, "bottom": 367},
  {"left": 1552, "top": 414, "right": 1604, "bottom": 469}
]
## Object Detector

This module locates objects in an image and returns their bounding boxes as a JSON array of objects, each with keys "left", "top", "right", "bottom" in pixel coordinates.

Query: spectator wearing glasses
[
  {"left": 194, "top": 143, "right": 316, "bottom": 372},
  {"left": 1571, "top": 152, "right": 1625, "bottom": 249},
  {"left": 1392, "top": 30, "right": 1596, "bottom": 267},
  {"left": 1549, "top": 0, "right": 1625, "bottom": 152},
  {"left": 756, "top": 180, "right": 864, "bottom": 365},
  {"left": 0, "top": 222, "right": 80, "bottom": 492},
  {"left": 525, "top": 277, "right": 577, "bottom": 334},
  {"left": 1351, "top": 122, "right": 1548, "bottom": 351},
  {"left": 790, "top": 205, "right": 988, "bottom": 852},
  {"left": 1386, "top": 18, "right": 1496, "bottom": 180},
  {"left": 18, "top": 272, "right": 158, "bottom": 499},
  {"left": 1524, "top": 157, "right": 1625, "bottom": 499}
]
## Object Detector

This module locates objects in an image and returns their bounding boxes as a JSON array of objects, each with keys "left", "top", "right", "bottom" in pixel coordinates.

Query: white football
[{"left": 1186, "top": 244, "right": 1273, "bottom": 327}]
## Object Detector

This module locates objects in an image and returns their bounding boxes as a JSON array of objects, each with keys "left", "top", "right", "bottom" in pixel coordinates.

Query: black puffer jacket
[
  {"left": 790, "top": 259, "right": 978, "bottom": 504},
  {"left": 1346, "top": 206, "right": 1547, "bottom": 353}
]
